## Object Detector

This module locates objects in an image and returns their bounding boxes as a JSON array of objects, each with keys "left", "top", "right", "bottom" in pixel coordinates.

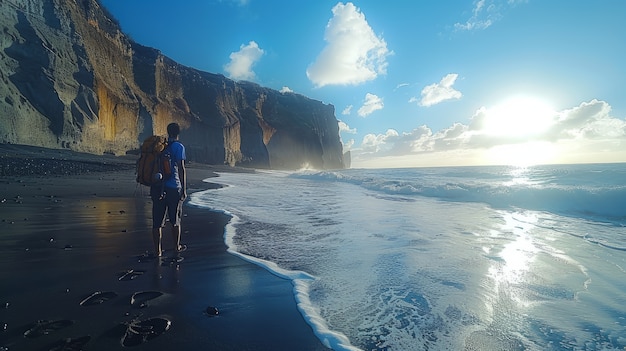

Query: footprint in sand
[
  {"left": 120, "top": 317, "right": 171, "bottom": 347},
  {"left": 79, "top": 291, "right": 118, "bottom": 306},
  {"left": 160, "top": 255, "right": 184, "bottom": 266},
  {"left": 23, "top": 319, "right": 74, "bottom": 338},
  {"left": 118, "top": 269, "right": 145, "bottom": 281},
  {"left": 136, "top": 252, "right": 159, "bottom": 263},
  {"left": 130, "top": 291, "right": 164, "bottom": 308},
  {"left": 160, "top": 244, "right": 187, "bottom": 265}
]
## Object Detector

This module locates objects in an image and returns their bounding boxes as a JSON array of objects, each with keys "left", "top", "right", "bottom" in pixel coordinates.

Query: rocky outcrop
[{"left": 0, "top": 0, "right": 345, "bottom": 169}]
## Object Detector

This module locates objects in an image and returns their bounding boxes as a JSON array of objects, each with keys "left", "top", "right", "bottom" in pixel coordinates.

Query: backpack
[{"left": 136, "top": 135, "right": 174, "bottom": 187}]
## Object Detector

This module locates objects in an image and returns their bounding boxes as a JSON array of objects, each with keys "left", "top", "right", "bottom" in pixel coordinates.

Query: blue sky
[{"left": 100, "top": 0, "right": 626, "bottom": 168}]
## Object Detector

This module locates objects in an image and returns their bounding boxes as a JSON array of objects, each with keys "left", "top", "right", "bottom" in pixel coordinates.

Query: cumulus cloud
[
  {"left": 338, "top": 120, "right": 357, "bottom": 134},
  {"left": 351, "top": 99, "right": 626, "bottom": 166},
  {"left": 280, "top": 86, "right": 294, "bottom": 94},
  {"left": 413, "top": 74, "right": 462, "bottom": 107},
  {"left": 342, "top": 138, "right": 355, "bottom": 152},
  {"left": 306, "top": 2, "right": 391, "bottom": 87},
  {"left": 361, "top": 129, "right": 399, "bottom": 153},
  {"left": 342, "top": 105, "right": 353, "bottom": 115},
  {"left": 224, "top": 41, "right": 264, "bottom": 81},
  {"left": 548, "top": 99, "right": 624, "bottom": 139},
  {"left": 358, "top": 93, "right": 384, "bottom": 117}
]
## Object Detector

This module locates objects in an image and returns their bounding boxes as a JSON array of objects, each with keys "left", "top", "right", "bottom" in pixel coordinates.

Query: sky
[{"left": 99, "top": 0, "right": 626, "bottom": 168}]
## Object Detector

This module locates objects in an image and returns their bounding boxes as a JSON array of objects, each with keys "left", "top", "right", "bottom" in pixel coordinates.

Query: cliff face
[{"left": 0, "top": 0, "right": 345, "bottom": 169}]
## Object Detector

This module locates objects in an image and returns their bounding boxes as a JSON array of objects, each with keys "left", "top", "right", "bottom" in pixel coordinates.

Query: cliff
[{"left": 0, "top": 0, "right": 345, "bottom": 169}]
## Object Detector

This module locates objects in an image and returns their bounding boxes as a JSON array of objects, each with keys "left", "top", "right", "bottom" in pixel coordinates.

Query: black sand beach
[{"left": 0, "top": 144, "right": 327, "bottom": 350}]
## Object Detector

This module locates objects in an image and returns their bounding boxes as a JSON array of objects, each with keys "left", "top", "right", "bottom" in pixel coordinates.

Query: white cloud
[
  {"left": 387, "top": 126, "right": 434, "bottom": 155},
  {"left": 306, "top": 2, "right": 391, "bottom": 87},
  {"left": 358, "top": 93, "right": 384, "bottom": 117},
  {"left": 395, "top": 83, "right": 410, "bottom": 90},
  {"left": 361, "top": 129, "right": 399, "bottom": 153},
  {"left": 280, "top": 86, "right": 293, "bottom": 94},
  {"left": 338, "top": 120, "right": 357, "bottom": 134},
  {"left": 224, "top": 41, "right": 264, "bottom": 81},
  {"left": 454, "top": 0, "right": 527, "bottom": 31},
  {"left": 342, "top": 105, "right": 353, "bottom": 115},
  {"left": 350, "top": 99, "right": 626, "bottom": 167},
  {"left": 549, "top": 99, "right": 624, "bottom": 140},
  {"left": 454, "top": 0, "right": 498, "bottom": 31},
  {"left": 455, "top": 0, "right": 492, "bottom": 31},
  {"left": 415, "top": 74, "right": 462, "bottom": 107},
  {"left": 343, "top": 138, "right": 355, "bottom": 151},
  {"left": 465, "top": 99, "right": 626, "bottom": 149}
]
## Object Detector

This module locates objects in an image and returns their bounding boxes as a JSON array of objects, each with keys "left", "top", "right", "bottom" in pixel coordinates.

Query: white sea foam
[
  {"left": 190, "top": 164, "right": 626, "bottom": 350},
  {"left": 191, "top": 187, "right": 361, "bottom": 350}
]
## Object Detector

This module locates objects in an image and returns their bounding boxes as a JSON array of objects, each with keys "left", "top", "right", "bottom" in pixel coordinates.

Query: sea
[{"left": 189, "top": 163, "right": 626, "bottom": 351}]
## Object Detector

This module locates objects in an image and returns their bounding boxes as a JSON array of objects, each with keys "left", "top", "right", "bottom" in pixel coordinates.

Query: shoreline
[
  {"left": 0, "top": 144, "right": 327, "bottom": 350},
  {"left": 210, "top": 210, "right": 360, "bottom": 351}
]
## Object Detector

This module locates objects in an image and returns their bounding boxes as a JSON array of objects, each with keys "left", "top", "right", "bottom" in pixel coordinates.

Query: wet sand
[{"left": 0, "top": 144, "right": 327, "bottom": 350}]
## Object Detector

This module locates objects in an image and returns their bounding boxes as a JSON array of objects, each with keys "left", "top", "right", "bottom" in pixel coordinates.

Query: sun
[
  {"left": 481, "top": 95, "right": 556, "bottom": 138},
  {"left": 478, "top": 95, "right": 559, "bottom": 166}
]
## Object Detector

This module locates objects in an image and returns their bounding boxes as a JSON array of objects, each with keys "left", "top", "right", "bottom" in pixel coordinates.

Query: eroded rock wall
[{"left": 0, "top": 0, "right": 345, "bottom": 169}]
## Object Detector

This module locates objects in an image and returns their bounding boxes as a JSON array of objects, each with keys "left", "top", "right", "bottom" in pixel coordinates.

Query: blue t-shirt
[{"left": 165, "top": 140, "right": 186, "bottom": 189}]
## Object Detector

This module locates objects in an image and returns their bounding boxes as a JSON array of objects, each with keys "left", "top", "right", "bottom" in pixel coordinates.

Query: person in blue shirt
[{"left": 150, "top": 122, "right": 187, "bottom": 256}]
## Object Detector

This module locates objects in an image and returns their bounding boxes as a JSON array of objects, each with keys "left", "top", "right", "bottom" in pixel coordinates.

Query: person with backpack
[{"left": 150, "top": 122, "right": 187, "bottom": 257}]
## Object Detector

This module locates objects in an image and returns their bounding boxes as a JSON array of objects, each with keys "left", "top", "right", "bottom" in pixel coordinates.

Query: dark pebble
[{"left": 205, "top": 306, "right": 219, "bottom": 316}]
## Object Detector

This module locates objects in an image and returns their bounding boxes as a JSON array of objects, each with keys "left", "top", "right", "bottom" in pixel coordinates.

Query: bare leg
[
  {"left": 152, "top": 227, "right": 162, "bottom": 256},
  {"left": 171, "top": 224, "right": 181, "bottom": 251}
]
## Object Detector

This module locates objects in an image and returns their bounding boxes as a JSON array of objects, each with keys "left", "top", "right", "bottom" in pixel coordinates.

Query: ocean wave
[
  {"left": 191, "top": 166, "right": 626, "bottom": 350},
  {"left": 292, "top": 166, "right": 626, "bottom": 222}
]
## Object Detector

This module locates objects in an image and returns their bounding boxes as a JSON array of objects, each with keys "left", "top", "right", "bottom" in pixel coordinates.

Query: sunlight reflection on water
[{"left": 488, "top": 211, "right": 540, "bottom": 308}]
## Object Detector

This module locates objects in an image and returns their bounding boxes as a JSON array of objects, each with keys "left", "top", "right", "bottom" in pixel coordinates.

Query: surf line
[{"left": 219, "top": 211, "right": 363, "bottom": 351}]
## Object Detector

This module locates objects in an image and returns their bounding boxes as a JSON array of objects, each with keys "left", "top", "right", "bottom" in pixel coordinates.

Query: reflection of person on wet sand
[{"left": 151, "top": 122, "right": 187, "bottom": 256}]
